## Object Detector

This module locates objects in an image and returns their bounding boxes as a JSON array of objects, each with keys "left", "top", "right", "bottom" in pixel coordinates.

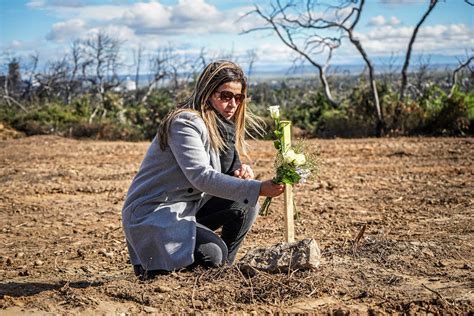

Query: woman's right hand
[{"left": 259, "top": 180, "right": 285, "bottom": 197}]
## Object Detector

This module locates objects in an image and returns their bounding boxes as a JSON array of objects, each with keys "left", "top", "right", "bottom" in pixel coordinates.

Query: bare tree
[
  {"left": 133, "top": 44, "right": 143, "bottom": 101},
  {"left": 246, "top": 49, "right": 258, "bottom": 80},
  {"left": 241, "top": 0, "right": 341, "bottom": 108},
  {"left": 82, "top": 31, "right": 123, "bottom": 121},
  {"left": 413, "top": 54, "right": 433, "bottom": 98},
  {"left": 341, "top": 0, "right": 385, "bottom": 135},
  {"left": 448, "top": 55, "right": 473, "bottom": 98},
  {"left": 140, "top": 47, "right": 175, "bottom": 105},
  {"left": 64, "top": 40, "right": 83, "bottom": 104},
  {"left": 34, "top": 57, "right": 70, "bottom": 101},
  {"left": 243, "top": 0, "right": 387, "bottom": 135},
  {"left": 22, "top": 52, "right": 39, "bottom": 101},
  {"left": 379, "top": 53, "right": 399, "bottom": 87},
  {"left": 0, "top": 57, "right": 28, "bottom": 112},
  {"left": 399, "top": 0, "right": 438, "bottom": 102}
]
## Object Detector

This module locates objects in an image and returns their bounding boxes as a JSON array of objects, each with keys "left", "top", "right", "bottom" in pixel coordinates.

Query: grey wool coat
[{"left": 122, "top": 111, "right": 261, "bottom": 271}]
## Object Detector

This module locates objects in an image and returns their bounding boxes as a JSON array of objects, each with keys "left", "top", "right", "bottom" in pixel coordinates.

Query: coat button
[
  {"left": 243, "top": 199, "right": 248, "bottom": 204},
  {"left": 187, "top": 188, "right": 194, "bottom": 193}
]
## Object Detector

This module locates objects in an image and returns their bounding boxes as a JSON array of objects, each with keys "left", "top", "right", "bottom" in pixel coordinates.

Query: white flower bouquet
[{"left": 260, "top": 105, "right": 319, "bottom": 216}]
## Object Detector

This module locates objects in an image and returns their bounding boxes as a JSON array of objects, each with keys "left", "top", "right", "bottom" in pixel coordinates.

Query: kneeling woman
[{"left": 122, "top": 60, "right": 284, "bottom": 279}]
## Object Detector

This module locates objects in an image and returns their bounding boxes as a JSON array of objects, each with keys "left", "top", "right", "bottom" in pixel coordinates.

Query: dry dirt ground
[{"left": 0, "top": 135, "right": 473, "bottom": 314}]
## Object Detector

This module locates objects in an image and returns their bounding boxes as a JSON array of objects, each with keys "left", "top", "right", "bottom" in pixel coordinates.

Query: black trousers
[{"left": 193, "top": 197, "right": 258, "bottom": 267}]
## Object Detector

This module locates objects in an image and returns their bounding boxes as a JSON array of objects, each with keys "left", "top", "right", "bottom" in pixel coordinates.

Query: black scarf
[{"left": 216, "top": 115, "right": 241, "bottom": 175}]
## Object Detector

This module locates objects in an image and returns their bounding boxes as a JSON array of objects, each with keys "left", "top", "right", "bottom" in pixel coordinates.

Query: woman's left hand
[{"left": 233, "top": 164, "right": 255, "bottom": 180}]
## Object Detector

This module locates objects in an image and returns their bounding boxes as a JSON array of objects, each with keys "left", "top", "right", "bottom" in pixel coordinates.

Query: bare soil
[{"left": 0, "top": 135, "right": 473, "bottom": 314}]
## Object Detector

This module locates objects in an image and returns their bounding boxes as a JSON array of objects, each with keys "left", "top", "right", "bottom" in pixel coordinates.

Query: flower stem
[{"left": 259, "top": 197, "right": 273, "bottom": 216}]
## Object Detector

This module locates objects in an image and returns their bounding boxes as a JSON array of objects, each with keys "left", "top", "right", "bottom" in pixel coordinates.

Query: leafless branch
[
  {"left": 3, "top": 95, "right": 28, "bottom": 112},
  {"left": 448, "top": 55, "right": 473, "bottom": 98},
  {"left": 399, "top": 0, "right": 439, "bottom": 102},
  {"left": 241, "top": 2, "right": 344, "bottom": 108}
]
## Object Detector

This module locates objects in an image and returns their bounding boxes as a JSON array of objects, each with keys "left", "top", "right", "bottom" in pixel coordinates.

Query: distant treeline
[{"left": 0, "top": 32, "right": 472, "bottom": 140}]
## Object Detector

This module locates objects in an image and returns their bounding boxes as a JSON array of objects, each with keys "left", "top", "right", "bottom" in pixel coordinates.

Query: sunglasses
[{"left": 216, "top": 90, "right": 245, "bottom": 104}]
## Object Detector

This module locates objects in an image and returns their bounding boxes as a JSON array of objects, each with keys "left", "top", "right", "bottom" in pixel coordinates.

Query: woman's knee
[
  {"left": 233, "top": 205, "right": 258, "bottom": 227},
  {"left": 230, "top": 204, "right": 258, "bottom": 220},
  {"left": 195, "top": 242, "right": 228, "bottom": 268}
]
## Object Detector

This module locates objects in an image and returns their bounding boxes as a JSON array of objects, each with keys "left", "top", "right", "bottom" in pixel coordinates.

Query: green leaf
[{"left": 273, "top": 140, "right": 281, "bottom": 150}]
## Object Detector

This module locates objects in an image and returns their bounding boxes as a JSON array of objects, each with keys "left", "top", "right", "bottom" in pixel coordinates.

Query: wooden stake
[{"left": 281, "top": 121, "right": 295, "bottom": 243}]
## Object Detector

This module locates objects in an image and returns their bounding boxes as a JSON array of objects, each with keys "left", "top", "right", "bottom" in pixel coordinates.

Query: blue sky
[{"left": 0, "top": 0, "right": 472, "bottom": 74}]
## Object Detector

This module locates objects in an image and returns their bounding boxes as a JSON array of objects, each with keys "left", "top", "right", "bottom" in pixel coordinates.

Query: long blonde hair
[{"left": 158, "top": 60, "right": 263, "bottom": 157}]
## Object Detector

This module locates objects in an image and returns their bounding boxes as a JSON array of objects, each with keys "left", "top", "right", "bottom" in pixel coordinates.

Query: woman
[{"left": 122, "top": 60, "right": 284, "bottom": 279}]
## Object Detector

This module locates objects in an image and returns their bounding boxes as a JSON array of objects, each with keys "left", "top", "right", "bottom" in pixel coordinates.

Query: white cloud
[
  {"left": 369, "top": 15, "right": 386, "bottom": 26},
  {"left": 389, "top": 16, "right": 401, "bottom": 26},
  {"left": 119, "top": 0, "right": 223, "bottom": 35},
  {"left": 26, "top": 0, "right": 46, "bottom": 8},
  {"left": 368, "top": 15, "right": 401, "bottom": 27},
  {"left": 122, "top": 2, "right": 172, "bottom": 31},
  {"left": 46, "top": 19, "right": 87, "bottom": 42},
  {"left": 10, "top": 40, "right": 23, "bottom": 49},
  {"left": 172, "top": 0, "right": 220, "bottom": 23},
  {"left": 355, "top": 23, "right": 474, "bottom": 55},
  {"left": 86, "top": 25, "right": 137, "bottom": 43},
  {"left": 34, "top": 0, "right": 232, "bottom": 38}
]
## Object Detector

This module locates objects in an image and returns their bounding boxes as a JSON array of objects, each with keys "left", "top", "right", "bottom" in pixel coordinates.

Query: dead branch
[
  {"left": 399, "top": 0, "right": 439, "bottom": 102},
  {"left": 3, "top": 95, "right": 28, "bottom": 113},
  {"left": 241, "top": 2, "right": 341, "bottom": 108},
  {"left": 448, "top": 56, "right": 473, "bottom": 98},
  {"left": 421, "top": 283, "right": 458, "bottom": 310},
  {"left": 353, "top": 224, "right": 367, "bottom": 251}
]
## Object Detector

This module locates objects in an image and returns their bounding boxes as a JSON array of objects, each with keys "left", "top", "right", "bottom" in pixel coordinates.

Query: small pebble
[
  {"left": 193, "top": 300, "right": 204, "bottom": 309},
  {"left": 143, "top": 306, "right": 158, "bottom": 313},
  {"left": 154, "top": 285, "right": 173, "bottom": 293},
  {"left": 99, "top": 249, "right": 114, "bottom": 258},
  {"left": 34, "top": 260, "right": 44, "bottom": 266}
]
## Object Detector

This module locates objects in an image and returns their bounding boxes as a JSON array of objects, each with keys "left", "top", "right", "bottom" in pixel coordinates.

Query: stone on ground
[{"left": 239, "top": 238, "right": 321, "bottom": 274}]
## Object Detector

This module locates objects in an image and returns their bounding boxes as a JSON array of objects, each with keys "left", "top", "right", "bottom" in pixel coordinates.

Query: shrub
[
  {"left": 125, "top": 89, "right": 175, "bottom": 140},
  {"left": 423, "top": 88, "right": 471, "bottom": 135},
  {"left": 11, "top": 102, "right": 82, "bottom": 136},
  {"left": 289, "top": 91, "right": 331, "bottom": 136},
  {"left": 317, "top": 107, "right": 374, "bottom": 138}
]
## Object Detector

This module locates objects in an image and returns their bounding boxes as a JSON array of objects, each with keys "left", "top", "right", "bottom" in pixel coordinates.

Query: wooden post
[{"left": 281, "top": 121, "right": 295, "bottom": 242}]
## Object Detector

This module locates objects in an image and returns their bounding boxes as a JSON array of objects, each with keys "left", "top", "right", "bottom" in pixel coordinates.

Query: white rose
[
  {"left": 283, "top": 149, "right": 297, "bottom": 164},
  {"left": 268, "top": 105, "right": 280, "bottom": 119},
  {"left": 294, "top": 153, "right": 306, "bottom": 166}
]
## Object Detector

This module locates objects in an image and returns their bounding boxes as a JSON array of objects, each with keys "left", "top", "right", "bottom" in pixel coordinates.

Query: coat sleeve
[{"left": 168, "top": 114, "right": 261, "bottom": 207}]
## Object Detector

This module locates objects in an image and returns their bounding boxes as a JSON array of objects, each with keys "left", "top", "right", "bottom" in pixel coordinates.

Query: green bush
[
  {"left": 11, "top": 102, "right": 82, "bottom": 136},
  {"left": 423, "top": 88, "right": 471, "bottom": 135},
  {"left": 381, "top": 86, "right": 425, "bottom": 135},
  {"left": 289, "top": 91, "right": 331, "bottom": 136},
  {"left": 317, "top": 107, "right": 374, "bottom": 138},
  {"left": 125, "top": 89, "right": 175, "bottom": 140}
]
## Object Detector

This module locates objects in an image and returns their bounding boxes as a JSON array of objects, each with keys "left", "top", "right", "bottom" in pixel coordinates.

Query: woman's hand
[
  {"left": 259, "top": 180, "right": 285, "bottom": 197},
  {"left": 233, "top": 164, "right": 255, "bottom": 180}
]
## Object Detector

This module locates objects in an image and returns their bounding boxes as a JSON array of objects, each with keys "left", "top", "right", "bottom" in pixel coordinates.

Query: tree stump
[{"left": 238, "top": 238, "right": 321, "bottom": 274}]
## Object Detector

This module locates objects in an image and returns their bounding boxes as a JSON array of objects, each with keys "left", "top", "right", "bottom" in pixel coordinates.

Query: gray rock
[{"left": 238, "top": 238, "right": 321, "bottom": 274}]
